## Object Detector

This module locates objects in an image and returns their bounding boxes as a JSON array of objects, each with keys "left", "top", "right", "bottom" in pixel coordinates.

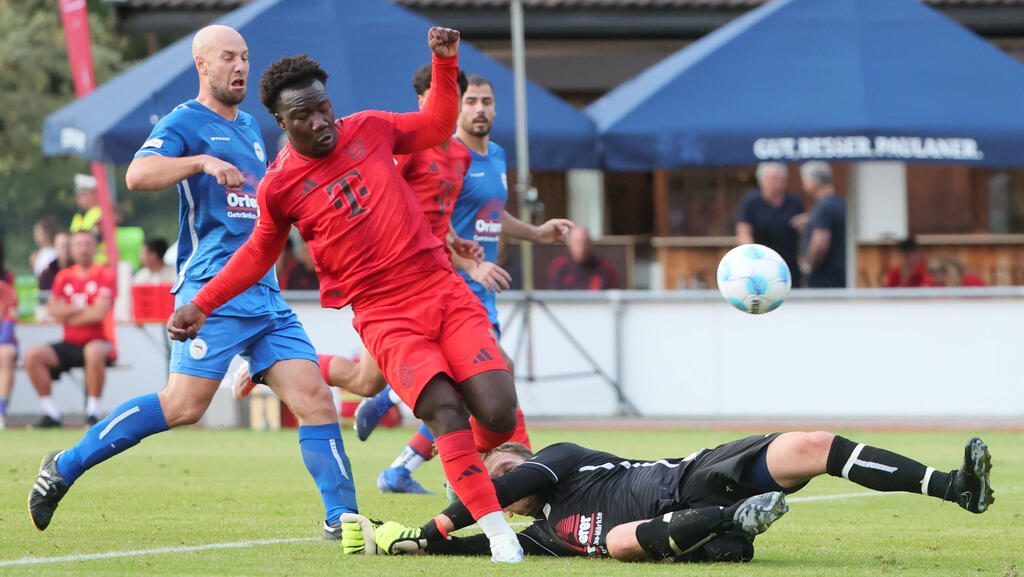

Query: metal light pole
[
  {"left": 510, "top": 0, "right": 536, "bottom": 377},
  {"left": 504, "top": 0, "right": 637, "bottom": 414}
]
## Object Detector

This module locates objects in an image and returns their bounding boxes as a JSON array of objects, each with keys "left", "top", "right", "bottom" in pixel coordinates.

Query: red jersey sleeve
[
  {"left": 98, "top": 266, "right": 117, "bottom": 300},
  {"left": 390, "top": 54, "right": 460, "bottom": 155},
  {"left": 192, "top": 176, "right": 292, "bottom": 314}
]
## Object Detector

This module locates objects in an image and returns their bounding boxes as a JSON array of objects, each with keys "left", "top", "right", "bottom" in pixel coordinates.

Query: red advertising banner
[{"left": 58, "top": 0, "right": 121, "bottom": 276}]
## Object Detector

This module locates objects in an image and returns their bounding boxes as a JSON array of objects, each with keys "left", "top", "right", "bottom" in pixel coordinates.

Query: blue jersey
[
  {"left": 134, "top": 100, "right": 278, "bottom": 310},
  {"left": 450, "top": 141, "right": 507, "bottom": 328}
]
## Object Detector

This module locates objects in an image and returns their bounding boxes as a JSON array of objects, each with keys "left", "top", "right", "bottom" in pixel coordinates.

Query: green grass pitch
[{"left": 1, "top": 426, "right": 1020, "bottom": 577}]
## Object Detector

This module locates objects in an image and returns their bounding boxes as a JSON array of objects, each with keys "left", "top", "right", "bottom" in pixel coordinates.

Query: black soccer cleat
[
  {"left": 32, "top": 415, "right": 63, "bottom": 429},
  {"left": 29, "top": 450, "right": 71, "bottom": 531},
  {"left": 732, "top": 491, "right": 788, "bottom": 536},
  {"left": 948, "top": 437, "right": 994, "bottom": 514}
]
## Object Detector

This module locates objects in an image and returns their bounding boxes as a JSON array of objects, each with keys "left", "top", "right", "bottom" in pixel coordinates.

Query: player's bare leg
[
  {"left": 322, "top": 348, "right": 387, "bottom": 397},
  {"left": 765, "top": 431, "right": 993, "bottom": 513},
  {"left": 416, "top": 374, "right": 523, "bottom": 563},
  {"left": 262, "top": 358, "right": 338, "bottom": 426},
  {"left": 459, "top": 369, "right": 518, "bottom": 452},
  {"left": 157, "top": 373, "right": 222, "bottom": 426}
]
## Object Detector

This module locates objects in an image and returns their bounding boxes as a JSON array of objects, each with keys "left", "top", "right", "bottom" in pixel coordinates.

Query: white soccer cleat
[
  {"left": 230, "top": 360, "right": 256, "bottom": 400},
  {"left": 489, "top": 532, "right": 524, "bottom": 563},
  {"left": 733, "top": 491, "right": 788, "bottom": 536}
]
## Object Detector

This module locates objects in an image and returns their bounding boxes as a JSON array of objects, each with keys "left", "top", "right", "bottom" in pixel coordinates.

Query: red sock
[
  {"left": 509, "top": 408, "right": 531, "bottom": 450},
  {"left": 317, "top": 354, "right": 334, "bottom": 385},
  {"left": 409, "top": 430, "right": 436, "bottom": 460},
  {"left": 435, "top": 430, "right": 501, "bottom": 519},
  {"left": 469, "top": 415, "right": 515, "bottom": 453}
]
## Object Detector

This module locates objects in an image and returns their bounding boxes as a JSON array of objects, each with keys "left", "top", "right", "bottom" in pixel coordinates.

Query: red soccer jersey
[
  {"left": 396, "top": 138, "right": 471, "bottom": 242},
  {"left": 194, "top": 54, "right": 461, "bottom": 313},
  {"left": 52, "top": 264, "right": 116, "bottom": 345}
]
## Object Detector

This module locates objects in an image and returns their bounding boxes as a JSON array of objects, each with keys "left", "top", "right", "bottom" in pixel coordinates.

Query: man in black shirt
[
  {"left": 736, "top": 162, "right": 806, "bottom": 288},
  {"left": 346, "top": 431, "right": 993, "bottom": 562},
  {"left": 800, "top": 161, "right": 847, "bottom": 288}
]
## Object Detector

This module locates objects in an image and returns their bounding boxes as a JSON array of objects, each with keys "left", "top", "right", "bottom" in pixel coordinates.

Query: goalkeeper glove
[
  {"left": 339, "top": 513, "right": 379, "bottom": 555},
  {"left": 375, "top": 521, "right": 427, "bottom": 555}
]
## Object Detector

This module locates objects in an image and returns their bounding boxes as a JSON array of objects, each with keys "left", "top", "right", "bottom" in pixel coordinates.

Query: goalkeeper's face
[{"left": 485, "top": 452, "right": 543, "bottom": 517}]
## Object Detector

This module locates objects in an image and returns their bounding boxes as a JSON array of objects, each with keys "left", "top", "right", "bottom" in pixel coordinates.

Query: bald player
[{"left": 29, "top": 25, "right": 365, "bottom": 544}]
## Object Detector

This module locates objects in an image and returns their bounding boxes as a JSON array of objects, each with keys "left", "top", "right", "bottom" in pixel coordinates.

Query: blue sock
[
  {"left": 299, "top": 424, "right": 358, "bottom": 524},
  {"left": 0, "top": 397, "right": 8, "bottom": 417},
  {"left": 56, "top": 393, "right": 169, "bottom": 485},
  {"left": 417, "top": 422, "right": 435, "bottom": 443}
]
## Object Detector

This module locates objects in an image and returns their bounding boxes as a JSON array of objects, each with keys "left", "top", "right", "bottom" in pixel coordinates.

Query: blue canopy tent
[
  {"left": 586, "top": 0, "right": 1024, "bottom": 170},
  {"left": 43, "top": 0, "right": 598, "bottom": 170}
]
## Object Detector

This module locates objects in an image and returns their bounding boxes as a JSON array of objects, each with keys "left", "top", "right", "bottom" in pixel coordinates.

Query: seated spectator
[
  {"left": 38, "top": 231, "right": 72, "bottom": 291},
  {"left": 23, "top": 231, "right": 116, "bottom": 428},
  {"left": 133, "top": 238, "right": 177, "bottom": 285},
  {"left": 884, "top": 237, "right": 935, "bottom": 287},
  {"left": 1, "top": 238, "right": 18, "bottom": 430},
  {"left": 548, "top": 226, "right": 619, "bottom": 290},
  {"left": 287, "top": 240, "right": 320, "bottom": 290},
  {"left": 276, "top": 236, "right": 298, "bottom": 290},
  {"left": 928, "top": 254, "right": 986, "bottom": 287},
  {"left": 31, "top": 217, "right": 59, "bottom": 279}
]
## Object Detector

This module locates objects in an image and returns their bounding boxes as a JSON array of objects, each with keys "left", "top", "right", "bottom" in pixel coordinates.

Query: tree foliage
[{"left": 0, "top": 0, "right": 132, "bottom": 273}]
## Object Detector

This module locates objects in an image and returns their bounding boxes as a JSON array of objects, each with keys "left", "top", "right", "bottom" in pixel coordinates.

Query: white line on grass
[
  {"left": 0, "top": 491, "right": 903, "bottom": 567},
  {"left": 0, "top": 537, "right": 317, "bottom": 567},
  {"left": 788, "top": 491, "right": 899, "bottom": 503}
]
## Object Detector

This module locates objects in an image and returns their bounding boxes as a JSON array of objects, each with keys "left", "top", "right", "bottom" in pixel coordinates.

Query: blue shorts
[{"left": 170, "top": 282, "right": 317, "bottom": 380}]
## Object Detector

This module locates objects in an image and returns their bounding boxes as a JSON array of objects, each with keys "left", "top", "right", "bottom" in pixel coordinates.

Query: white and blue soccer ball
[{"left": 716, "top": 244, "right": 791, "bottom": 314}]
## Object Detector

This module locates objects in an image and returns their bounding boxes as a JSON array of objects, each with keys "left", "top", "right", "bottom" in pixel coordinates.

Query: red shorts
[{"left": 352, "top": 268, "right": 507, "bottom": 413}]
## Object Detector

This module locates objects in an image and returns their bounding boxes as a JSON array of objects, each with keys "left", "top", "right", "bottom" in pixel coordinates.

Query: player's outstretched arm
[
  {"left": 502, "top": 210, "right": 574, "bottom": 244},
  {"left": 126, "top": 154, "right": 244, "bottom": 191},
  {"left": 392, "top": 27, "right": 461, "bottom": 155}
]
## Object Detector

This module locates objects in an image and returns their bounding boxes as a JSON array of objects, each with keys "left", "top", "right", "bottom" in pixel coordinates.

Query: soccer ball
[{"left": 716, "top": 244, "right": 791, "bottom": 314}]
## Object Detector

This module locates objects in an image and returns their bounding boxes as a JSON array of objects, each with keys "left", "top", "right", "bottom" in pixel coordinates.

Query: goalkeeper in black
[{"left": 346, "top": 431, "right": 992, "bottom": 562}]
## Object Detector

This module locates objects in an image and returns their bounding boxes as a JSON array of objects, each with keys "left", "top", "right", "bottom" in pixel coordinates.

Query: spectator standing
[
  {"left": 735, "top": 163, "right": 805, "bottom": 287},
  {"left": 69, "top": 174, "right": 103, "bottom": 244},
  {"left": 133, "top": 238, "right": 177, "bottom": 285},
  {"left": 800, "top": 162, "right": 846, "bottom": 288},
  {"left": 548, "top": 226, "right": 619, "bottom": 290},
  {"left": 31, "top": 217, "right": 60, "bottom": 278},
  {"left": 884, "top": 238, "right": 935, "bottom": 287},
  {"left": 38, "top": 231, "right": 72, "bottom": 291},
  {"left": 23, "top": 231, "right": 116, "bottom": 428},
  {"left": 0, "top": 237, "right": 18, "bottom": 430}
]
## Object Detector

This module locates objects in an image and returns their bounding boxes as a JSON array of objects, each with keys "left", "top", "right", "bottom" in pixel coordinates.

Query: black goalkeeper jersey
[
  {"left": 438, "top": 442, "right": 706, "bottom": 557},
  {"left": 521, "top": 443, "right": 702, "bottom": 555}
]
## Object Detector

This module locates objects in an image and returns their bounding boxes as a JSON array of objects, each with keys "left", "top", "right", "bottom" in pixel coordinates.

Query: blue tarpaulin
[
  {"left": 43, "top": 0, "right": 598, "bottom": 169},
  {"left": 586, "top": 0, "right": 1024, "bottom": 169}
]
